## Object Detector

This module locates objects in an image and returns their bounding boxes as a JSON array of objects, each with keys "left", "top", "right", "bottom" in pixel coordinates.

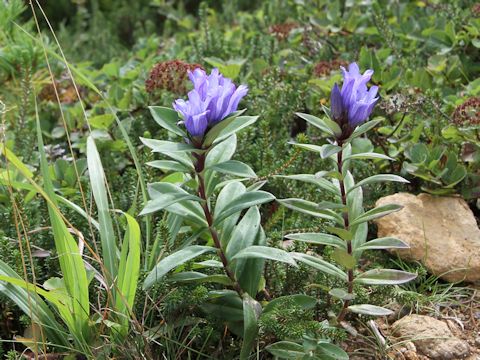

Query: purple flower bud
[
  {"left": 173, "top": 68, "right": 249, "bottom": 138},
  {"left": 330, "top": 62, "right": 379, "bottom": 134}
]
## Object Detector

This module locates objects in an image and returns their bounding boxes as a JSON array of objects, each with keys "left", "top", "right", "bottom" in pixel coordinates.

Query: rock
[
  {"left": 391, "top": 314, "right": 470, "bottom": 359},
  {"left": 374, "top": 193, "right": 480, "bottom": 283}
]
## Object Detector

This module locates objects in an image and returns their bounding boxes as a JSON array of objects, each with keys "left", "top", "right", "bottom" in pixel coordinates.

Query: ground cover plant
[{"left": 0, "top": 0, "right": 479, "bottom": 359}]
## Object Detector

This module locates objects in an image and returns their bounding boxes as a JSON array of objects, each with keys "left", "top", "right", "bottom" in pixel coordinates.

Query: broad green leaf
[
  {"left": 331, "top": 249, "right": 356, "bottom": 269},
  {"left": 349, "top": 204, "right": 403, "bottom": 227},
  {"left": 203, "top": 114, "right": 257, "bottom": 146},
  {"left": 214, "top": 191, "right": 275, "bottom": 225},
  {"left": 232, "top": 246, "right": 297, "bottom": 266},
  {"left": 348, "top": 304, "right": 393, "bottom": 316},
  {"left": 291, "top": 253, "right": 347, "bottom": 281},
  {"left": 146, "top": 160, "right": 192, "bottom": 172},
  {"left": 89, "top": 114, "right": 115, "bottom": 129},
  {"left": 355, "top": 237, "right": 409, "bottom": 252},
  {"left": 317, "top": 342, "right": 349, "bottom": 360},
  {"left": 143, "top": 246, "right": 216, "bottom": 289},
  {"left": 209, "top": 160, "right": 256, "bottom": 178},
  {"left": 265, "top": 341, "right": 304, "bottom": 358},
  {"left": 149, "top": 106, "right": 186, "bottom": 137},
  {"left": 326, "top": 227, "right": 353, "bottom": 241},
  {"left": 285, "top": 233, "right": 346, "bottom": 249},
  {"left": 140, "top": 183, "right": 202, "bottom": 216},
  {"left": 354, "top": 269, "right": 417, "bottom": 285},
  {"left": 240, "top": 294, "right": 260, "bottom": 360},
  {"left": 343, "top": 152, "right": 393, "bottom": 161},
  {"left": 277, "top": 198, "right": 342, "bottom": 222},
  {"left": 87, "top": 136, "right": 118, "bottom": 283},
  {"left": 263, "top": 294, "right": 317, "bottom": 313},
  {"left": 295, "top": 112, "right": 342, "bottom": 137},
  {"left": 205, "top": 134, "right": 237, "bottom": 168},
  {"left": 140, "top": 137, "right": 197, "bottom": 153}
]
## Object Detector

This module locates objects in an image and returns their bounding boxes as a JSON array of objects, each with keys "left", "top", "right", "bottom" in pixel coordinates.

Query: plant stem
[
  {"left": 336, "top": 142, "right": 354, "bottom": 323},
  {"left": 194, "top": 153, "right": 244, "bottom": 297}
]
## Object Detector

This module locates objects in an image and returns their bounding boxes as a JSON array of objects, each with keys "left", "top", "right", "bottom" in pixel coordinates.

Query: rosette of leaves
[
  {"left": 140, "top": 106, "right": 292, "bottom": 358},
  {"left": 402, "top": 143, "right": 467, "bottom": 195}
]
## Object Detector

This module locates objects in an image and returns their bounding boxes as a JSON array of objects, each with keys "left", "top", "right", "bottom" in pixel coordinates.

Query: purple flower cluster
[
  {"left": 330, "top": 62, "right": 379, "bottom": 129},
  {"left": 173, "top": 68, "right": 248, "bottom": 137}
]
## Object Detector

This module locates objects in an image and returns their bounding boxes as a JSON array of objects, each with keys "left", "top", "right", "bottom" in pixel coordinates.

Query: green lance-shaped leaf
[
  {"left": 295, "top": 112, "right": 342, "bottom": 137},
  {"left": 208, "top": 160, "right": 257, "bottom": 178},
  {"left": 354, "top": 268, "right": 417, "bottom": 285},
  {"left": 285, "top": 233, "right": 346, "bottom": 249},
  {"left": 215, "top": 181, "right": 246, "bottom": 247},
  {"left": 0, "top": 260, "right": 69, "bottom": 347},
  {"left": 203, "top": 113, "right": 257, "bottom": 146},
  {"left": 348, "top": 118, "right": 382, "bottom": 140},
  {"left": 87, "top": 136, "right": 118, "bottom": 282},
  {"left": 162, "top": 150, "right": 195, "bottom": 169},
  {"left": 146, "top": 183, "right": 206, "bottom": 226},
  {"left": 265, "top": 341, "right": 305, "bottom": 359},
  {"left": 202, "top": 292, "right": 244, "bottom": 322},
  {"left": 140, "top": 137, "right": 198, "bottom": 153},
  {"left": 146, "top": 160, "right": 192, "bottom": 173},
  {"left": 329, "top": 288, "right": 355, "bottom": 301},
  {"left": 140, "top": 182, "right": 202, "bottom": 216},
  {"left": 355, "top": 237, "right": 409, "bottom": 252},
  {"left": 289, "top": 143, "right": 342, "bottom": 159},
  {"left": 143, "top": 246, "right": 216, "bottom": 289},
  {"left": 226, "top": 207, "right": 265, "bottom": 295},
  {"left": 232, "top": 246, "right": 297, "bottom": 266},
  {"left": 115, "top": 212, "right": 141, "bottom": 336},
  {"left": 240, "top": 294, "right": 261, "bottom": 360},
  {"left": 291, "top": 253, "right": 347, "bottom": 281},
  {"left": 37, "top": 118, "right": 90, "bottom": 339},
  {"left": 348, "top": 304, "right": 393, "bottom": 316},
  {"left": 213, "top": 190, "right": 275, "bottom": 225},
  {"left": 263, "top": 294, "right": 317, "bottom": 313},
  {"left": 167, "top": 272, "right": 233, "bottom": 285},
  {"left": 347, "top": 174, "right": 409, "bottom": 194},
  {"left": 276, "top": 174, "right": 340, "bottom": 196},
  {"left": 277, "top": 198, "right": 343, "bottom": 223},
  {"left": 349, "top": 203, "right": 403, "bottom": 227},
  {"left": 149, "top": 106, "right": 186, "bottom": 137},
  {"left": 343, "top": 152, "right": 393, "bottom": 161}
]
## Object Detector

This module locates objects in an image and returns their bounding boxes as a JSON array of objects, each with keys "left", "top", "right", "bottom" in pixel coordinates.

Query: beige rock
[
  {"left": 374, "top": 193, "right": 480, "bottom": 283},
  {"left": 392, "top": 315, "right": 470, "bottom": 359}
]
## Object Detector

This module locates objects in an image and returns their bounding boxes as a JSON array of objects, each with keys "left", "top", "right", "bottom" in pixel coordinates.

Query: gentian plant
[
  {"left": 279, "top": 62, "right": 417, "bottom": 323},
  {"left": 141, "top": 68, "right": 281, "bottom": 358}
]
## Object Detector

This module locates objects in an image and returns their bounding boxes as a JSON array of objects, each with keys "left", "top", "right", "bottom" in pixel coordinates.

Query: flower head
[
  {"left": 173, "top": 68, "right": 248, "bottom": 138},
  {"left": 330, "top": 62, "right": 379, "bottom": 136}
]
